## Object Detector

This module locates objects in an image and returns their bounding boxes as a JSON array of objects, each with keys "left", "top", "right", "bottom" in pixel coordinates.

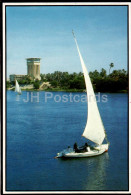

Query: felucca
[
  {"left": 15, "top": 80, "right": 22, "bottom": 95},
  {"left": 56, "top": 31, "right": 109, "bottom": 158}
]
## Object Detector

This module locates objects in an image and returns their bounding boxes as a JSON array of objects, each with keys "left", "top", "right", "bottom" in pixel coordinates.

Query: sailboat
[
  {"left": 15, "top": 80, "right": 22, "bottom": 95},
  {"left": 56, "top": 31, "right": 109, "bottom": 158}
]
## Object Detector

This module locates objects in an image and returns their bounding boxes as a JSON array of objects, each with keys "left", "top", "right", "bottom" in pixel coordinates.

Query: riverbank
[
  {"left": 7, "top": 87, "right": 85, "bottom": 92},
  {"left": 7, "top": 69, "right": 128, "bottom": 93},
  {"left": 7, "top": 87, "right": 128, "bottom": 93}
]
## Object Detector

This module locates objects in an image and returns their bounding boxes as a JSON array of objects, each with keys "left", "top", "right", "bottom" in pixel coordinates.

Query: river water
[{"left": 6, "top": 91, "right": 128, "bottom": 191}]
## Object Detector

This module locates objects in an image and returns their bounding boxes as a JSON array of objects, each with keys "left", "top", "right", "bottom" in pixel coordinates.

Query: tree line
[
  {"left": 7, "top": 65, "right": 128, "bottom": 92},
  {"left": 40, "top": 68, "right": 128, "bottom": 92}
]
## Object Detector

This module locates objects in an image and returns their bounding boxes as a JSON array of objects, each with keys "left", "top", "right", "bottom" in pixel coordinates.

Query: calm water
[{"left": 6, "top": 91, "right": 128, "bottom": 191}]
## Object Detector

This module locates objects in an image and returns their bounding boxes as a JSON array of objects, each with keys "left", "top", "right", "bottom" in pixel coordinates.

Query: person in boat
[
  {"left": 67, "top": 146, "right": 72, "bottom": 152},
  {"left": 81, "top": 143, "right": 88, "bottom": 152},
  {"left": 80, "top": 142, "right": 88, "bottom": 148},
  {"left": 73, "top": 142, "right": 78, "bottom": 152},
  {"left": 79, "top": 142, "right": 88, "bottom": 151},
  {"left": 74, "top": 142, "right": 88, "bottom": 153},
  {"left": 74, "top": 142, "right": 82, "bottom": 153},
  {"left": 84, "top": 142, "right": 88, "bottom": 152},
  {"left": 84, "top": 143, "right": 92, "bottom": 152}
]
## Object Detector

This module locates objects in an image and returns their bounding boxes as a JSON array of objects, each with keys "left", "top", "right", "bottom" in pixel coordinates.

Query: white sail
[
  {"left": 15, "top": 80, "right": 21, "bottom": 94},
  {"left": 73, "top": 32, "right": 105, "bottom": 145}
]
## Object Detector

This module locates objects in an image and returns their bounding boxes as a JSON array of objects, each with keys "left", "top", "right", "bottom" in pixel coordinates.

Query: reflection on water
[
  {"left": 16, "top": 94, "right": 20, "bottom": 101},
  {"left": 84, "top": 153, "right": 109, "bottom": 190},
  {"left": 58, "top": 152, "right": 109, "bottom": 191}
]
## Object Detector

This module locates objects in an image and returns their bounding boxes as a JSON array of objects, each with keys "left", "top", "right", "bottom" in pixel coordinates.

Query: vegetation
[
  {"left": 40, "top": 68, "right": 128, "bottom": 93},
  {"left": 33, "top": 79, "right": 40, "bottom": 89},
  {"left": 18, "top": 75, "right": 32, "bottom": 85},
  {"left": 7, "top": 64, "right": 128, "bottom": 93},
  {"left": 6, "top": 81, "right": 11, "bottom": 89},
  {"left": 40, "top": 71, "right": 85, "bottom": 90}
]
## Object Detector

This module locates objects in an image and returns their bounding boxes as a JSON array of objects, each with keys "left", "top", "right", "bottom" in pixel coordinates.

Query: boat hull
[{"left": 56, "top": 144, "right": 109, "bottom": 158}]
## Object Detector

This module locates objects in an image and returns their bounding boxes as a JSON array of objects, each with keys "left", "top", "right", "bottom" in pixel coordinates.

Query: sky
[{"left": 6, "top": 5, "right": 128, "bottom": 78}]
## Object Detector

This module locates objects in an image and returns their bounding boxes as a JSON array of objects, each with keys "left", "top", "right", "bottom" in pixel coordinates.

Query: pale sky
[{"left": 6, "top": 5, "right": 128, "bottom": 78}]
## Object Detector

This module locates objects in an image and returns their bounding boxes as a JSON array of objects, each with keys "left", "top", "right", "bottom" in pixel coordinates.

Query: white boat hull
[{"left": 56, "top": 144, "right": 109, "bottom": 158}]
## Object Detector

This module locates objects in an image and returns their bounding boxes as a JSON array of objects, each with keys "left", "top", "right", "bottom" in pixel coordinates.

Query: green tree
[
  {"left": 19, "top": 75, "right": 32, "bottom": 85},
  {"left": 33, "top": 80, "right": 40, "bottom": 89},
  {"left": 6, "top": 81, "right": 11, "bottom": 89},
  {"left": 90, "top": 70, "right": 100, "bottom": 79},
  {"left": 50, "top": 80, "right": 58, "bottom": 88},
  {"left": 69, "top": 77, "right": 85, "bottom": 89}
]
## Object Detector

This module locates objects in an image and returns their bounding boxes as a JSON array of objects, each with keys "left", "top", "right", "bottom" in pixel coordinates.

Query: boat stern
[
  {"left": 94, "top": 144, "right": 109, "bottom": 152},
  {"left": 104, "top": 144, "right": 109, "bottom": 152}
]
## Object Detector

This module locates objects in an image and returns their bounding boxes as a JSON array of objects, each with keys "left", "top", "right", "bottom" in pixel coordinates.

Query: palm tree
[{"left": 109, "top": 63, "right": 114, "bottom": 74}]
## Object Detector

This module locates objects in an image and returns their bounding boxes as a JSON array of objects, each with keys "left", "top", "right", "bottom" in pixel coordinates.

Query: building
[
  {"left": 10, "top": 74, "right": 26, "bottom": 82},
  {"left": 27, "top": 58, "right": 41, "bottom": 80}
]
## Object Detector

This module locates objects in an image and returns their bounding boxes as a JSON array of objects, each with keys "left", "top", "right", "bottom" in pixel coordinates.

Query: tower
[{"left": 27, "top": 58, "right": 41, "bottom": 80}]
